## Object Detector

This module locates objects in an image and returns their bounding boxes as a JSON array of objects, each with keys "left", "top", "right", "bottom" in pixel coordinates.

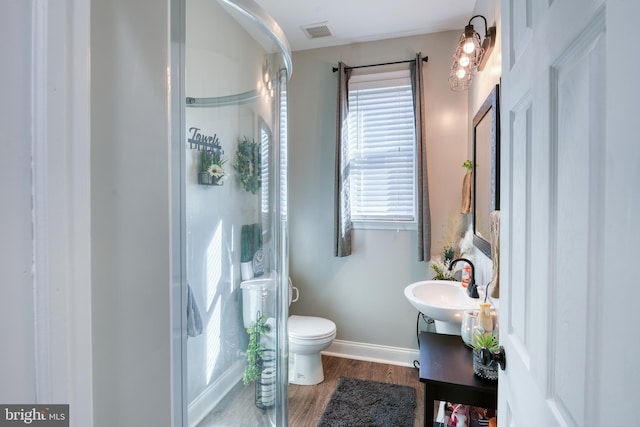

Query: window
[
  {"left": 260, "top": 71, "right": 288, "bottom": 222},
  {"left": 347, "top": 69, "right": 416, "bottom": 227}
]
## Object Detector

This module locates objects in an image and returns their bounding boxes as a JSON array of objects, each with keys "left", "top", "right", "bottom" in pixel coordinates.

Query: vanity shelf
[{"left": 418, "top": 331, "right": 497, "bottom": 426}]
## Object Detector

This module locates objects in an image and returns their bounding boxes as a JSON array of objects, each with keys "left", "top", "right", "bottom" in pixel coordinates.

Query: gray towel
[{"left": 187, "top": 283, "right": 203, "bottom": 337}]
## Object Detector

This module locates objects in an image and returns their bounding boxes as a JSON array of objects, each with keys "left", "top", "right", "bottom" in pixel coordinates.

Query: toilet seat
[{"left": 289, "top": 315, "right": 336, "bottom": 341}]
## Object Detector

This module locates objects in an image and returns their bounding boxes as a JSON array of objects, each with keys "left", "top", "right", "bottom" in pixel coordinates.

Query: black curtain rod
[{"left": 332, "top": 56, "right": 428, "bottom": 73}]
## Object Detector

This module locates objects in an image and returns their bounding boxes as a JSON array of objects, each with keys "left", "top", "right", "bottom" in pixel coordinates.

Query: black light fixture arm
[{"left": 468, "top": 14, "right": 489, "bottom": 37}]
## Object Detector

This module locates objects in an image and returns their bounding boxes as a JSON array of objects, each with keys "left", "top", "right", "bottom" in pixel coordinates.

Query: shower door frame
[
  {"left": 170, "top": 0, "right": 187, "bottom": 426},
  {"left": 171, "top": 0, "right": 293, "bottom": 425}
]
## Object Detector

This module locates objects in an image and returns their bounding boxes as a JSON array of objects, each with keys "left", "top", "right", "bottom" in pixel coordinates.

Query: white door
[{"left": 499, "top": 0, "right": 640, "bottom": 425}]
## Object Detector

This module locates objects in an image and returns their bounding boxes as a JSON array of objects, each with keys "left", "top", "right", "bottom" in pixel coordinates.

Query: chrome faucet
[{"left": 448, "top": 258, "right": 479, "bottom": 299}]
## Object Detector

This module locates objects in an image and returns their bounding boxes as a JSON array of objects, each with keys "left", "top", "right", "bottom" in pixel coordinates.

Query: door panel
[
  {"left": 507, "top": 95, "right": 532, "bottom": 368},
  {"left": 507, "top": 0, "right": 532, "bottom": 69},
  {"left": 550, "top": 20, "right": 605, "bottom": 425},
  {"left": 498, "top": 0, "right": 628, "bottom": 426}
]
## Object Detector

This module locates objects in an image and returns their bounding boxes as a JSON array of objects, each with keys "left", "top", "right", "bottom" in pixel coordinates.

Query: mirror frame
[{"left": 472, "top": 84, "right": 500, "bottom": 258}]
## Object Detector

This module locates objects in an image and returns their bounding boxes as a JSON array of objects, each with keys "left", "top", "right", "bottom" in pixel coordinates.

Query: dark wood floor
[{"left": 288, "top": 355, "right": 430, "bottom": 427}]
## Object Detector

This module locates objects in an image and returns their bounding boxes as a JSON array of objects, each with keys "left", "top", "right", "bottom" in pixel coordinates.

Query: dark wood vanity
[{"left": 418, "top": 331, "right": 497, "bottom": 426}]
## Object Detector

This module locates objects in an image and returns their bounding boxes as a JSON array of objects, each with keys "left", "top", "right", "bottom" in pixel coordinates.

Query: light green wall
[{"left": 288, "top": 31, "right": 469, "bottom": 350}]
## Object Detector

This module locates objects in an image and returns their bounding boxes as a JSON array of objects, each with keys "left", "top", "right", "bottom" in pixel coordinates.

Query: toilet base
[{"left": 289, "top": 352, "right": 324, "bottom": 385}]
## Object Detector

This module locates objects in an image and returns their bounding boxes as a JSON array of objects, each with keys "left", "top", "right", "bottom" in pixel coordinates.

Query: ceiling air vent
[{"left": 301, "top": 22, "right": 333, "bottom": 39}]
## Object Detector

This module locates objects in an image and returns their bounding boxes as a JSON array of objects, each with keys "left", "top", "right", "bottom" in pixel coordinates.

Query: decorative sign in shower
[
  {"left": 188, "top": 127, "right": 227, "bottom": 185},
  {"left": 188, "top": 127, "right": 221, "bottom": 151}
]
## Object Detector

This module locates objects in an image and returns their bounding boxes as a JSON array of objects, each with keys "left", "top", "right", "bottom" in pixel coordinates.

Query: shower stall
[{"left": 181, "top": 1, "right": 291, "bottom": 425}]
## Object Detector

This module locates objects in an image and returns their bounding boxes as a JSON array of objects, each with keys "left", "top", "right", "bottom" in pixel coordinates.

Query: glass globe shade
[{"left": 463, "top": 39, "right": 476, "bottom": 54}]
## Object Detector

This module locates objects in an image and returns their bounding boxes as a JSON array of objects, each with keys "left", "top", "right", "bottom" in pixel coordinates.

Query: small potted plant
[
  {"left": 243, "top": 314, "right": 275, "bottom": 409},
  {"left": 431, "top": 245, "right": 457, "bottom": 280},
  {"left": 243, "top": 314, "right": 267, "bottom": 385},
  {"left": 470, "top": 331, "right": 499, "bottom": 381},
  {"left": 198, "top": 149, "right": 227, "bottom": 185}
]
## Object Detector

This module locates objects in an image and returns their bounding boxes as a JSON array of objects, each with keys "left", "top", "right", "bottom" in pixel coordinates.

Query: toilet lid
[{"left": 289, "top": 315, "right": 336, "bottom": 340}]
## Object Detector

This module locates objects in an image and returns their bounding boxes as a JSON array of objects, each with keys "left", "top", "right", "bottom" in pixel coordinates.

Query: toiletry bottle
[
  {"left": 461, "top": 265, "right": 472, "bottom": 288},
  {"left": 476, "top": 303, "right": 493, "bottom": 335}
]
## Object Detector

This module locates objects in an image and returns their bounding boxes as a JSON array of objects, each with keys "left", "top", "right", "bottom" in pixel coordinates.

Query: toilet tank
[{"left": 240, "top": 277, "right": 275, "bottom": 328}]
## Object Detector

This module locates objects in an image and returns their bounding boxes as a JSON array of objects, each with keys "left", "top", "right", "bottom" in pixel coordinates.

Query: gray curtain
[
  {"left": 411, "top": 53, "right": 431, "bottom": 261},
  {"left": 334, "top": 62, "right": 353, "bottom": 257}
]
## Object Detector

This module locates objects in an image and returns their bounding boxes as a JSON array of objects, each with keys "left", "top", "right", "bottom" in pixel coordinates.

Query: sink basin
[{"left": 404, "top": 280, "right": 481, "bottom": 325}]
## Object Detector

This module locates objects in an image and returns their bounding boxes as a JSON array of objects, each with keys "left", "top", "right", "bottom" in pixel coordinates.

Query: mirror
[{"left": 472, "top": 84, "right": 500, "bottom": 258}]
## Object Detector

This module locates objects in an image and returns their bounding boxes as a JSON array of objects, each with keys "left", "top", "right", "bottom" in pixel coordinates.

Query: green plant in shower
[
  {"left": 199, "top": 149, "right": 227, "bottom": 181},
  {"left": 243, "top": 313, "right": 268, "bottom": 385},
  {"left": 233, "top": 137, "right": 262, "bottom": 194}
]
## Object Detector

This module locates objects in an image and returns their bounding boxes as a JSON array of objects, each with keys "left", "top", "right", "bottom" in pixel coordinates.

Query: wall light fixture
[
  {"left": 448, "top": 15, "right": 496, "bottom": 91},
  {"left": 263, "top": 56, "right": 274, "bottom": 98}
]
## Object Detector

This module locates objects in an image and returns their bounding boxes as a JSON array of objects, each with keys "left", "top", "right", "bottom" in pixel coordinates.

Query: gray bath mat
[{"left": 317, "top": 377, "right": 416, "bottom": 427}]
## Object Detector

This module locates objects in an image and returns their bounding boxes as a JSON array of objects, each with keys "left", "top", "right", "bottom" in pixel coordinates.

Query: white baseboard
[
  {"left": 322, "top": 340, "right": 420, "bottom": 368},
  {"left": 188, "top": 359, "right": 245, "bottom": 427}
]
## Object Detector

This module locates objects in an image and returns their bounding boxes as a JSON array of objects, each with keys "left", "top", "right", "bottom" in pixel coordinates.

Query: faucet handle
[{"left": 467, "top": 281, "right": 479, "bottom": 298}]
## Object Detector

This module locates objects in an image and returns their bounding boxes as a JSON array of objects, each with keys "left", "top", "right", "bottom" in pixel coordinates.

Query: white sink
[{"left": 404, "top": 280, "right": 481, "bottom": 332}]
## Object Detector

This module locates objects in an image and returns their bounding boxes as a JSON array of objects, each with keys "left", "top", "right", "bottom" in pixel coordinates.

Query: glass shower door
[{"left": 182, "top": 1, "right": 291, "bottom": 425}]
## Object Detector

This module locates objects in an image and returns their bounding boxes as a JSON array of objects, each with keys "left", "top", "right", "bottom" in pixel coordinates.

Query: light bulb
[
  {"left": 463, "top": 39, "right": 476, "bottom": 54},
  {"left": 456, "top": 68, "right": 467, "bottom": 79},
  {"left": 459, "top": 55, "right": 470, "bottom": 67}
]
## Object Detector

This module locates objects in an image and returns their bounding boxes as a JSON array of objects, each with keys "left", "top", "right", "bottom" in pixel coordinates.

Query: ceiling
[{"left": 255, "top": 0, "right": 477, "bottom": 52}]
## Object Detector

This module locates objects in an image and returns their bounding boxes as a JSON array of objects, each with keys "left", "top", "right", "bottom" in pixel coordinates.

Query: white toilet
[
  {"left": 240, "top": 276, "right": 336, "bottom": 386},
  {"left": 288, "top": 314, "right": 336, "bottom": 385}
]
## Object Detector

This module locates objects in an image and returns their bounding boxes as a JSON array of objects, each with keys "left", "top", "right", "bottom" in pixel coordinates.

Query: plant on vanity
[
  {"left": 431, "top": 245, "right": 457, "bottom": 280},
  {"left": 431, "top": 212, "right": 466, "bottom": 280},
  {"left": 470, "top": 332, "right": 499, "bottom": 382},
  {"left": 471, "top": 331, "right": 499, "bottom": 353},
  {"left": 243, "top": 314, "right": 268, "bottom": 385}
]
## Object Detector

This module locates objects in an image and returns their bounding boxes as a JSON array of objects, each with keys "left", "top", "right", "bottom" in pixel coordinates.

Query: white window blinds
[
  {"left": 347, "top": 70, "right": 416, "bottom": 223},
  {"left": 260, "top": 71, "right": 288, "bottom": 220},
  {"left": 260, "top": 122, "right": 270, "bottom": 216}
]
